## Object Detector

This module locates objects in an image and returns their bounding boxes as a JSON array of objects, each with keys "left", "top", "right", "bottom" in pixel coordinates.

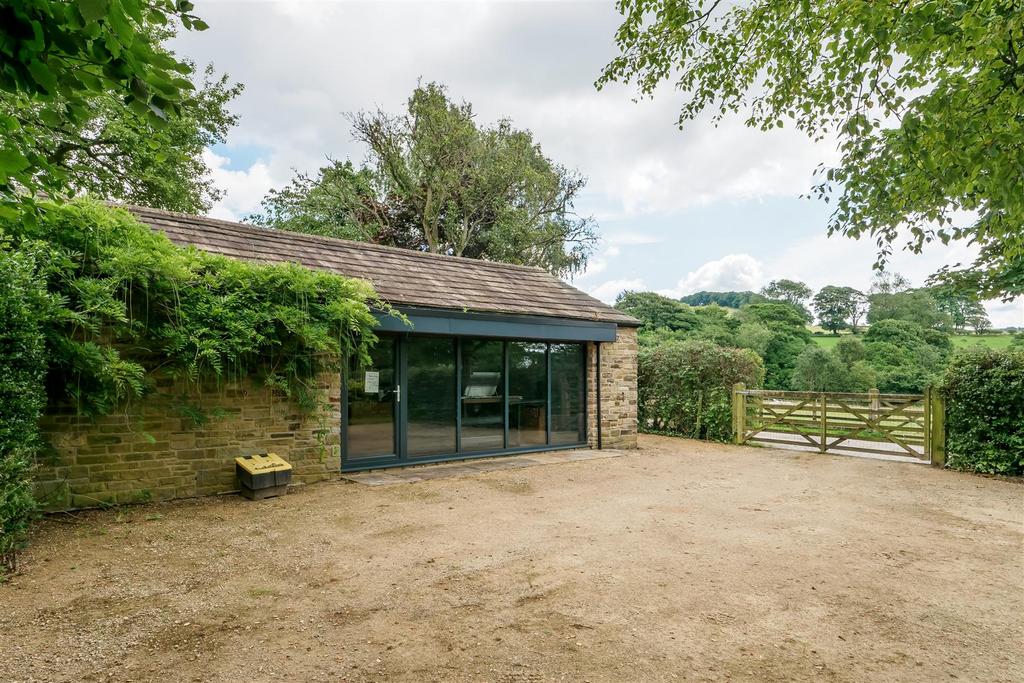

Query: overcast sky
[{"left": 171, "top": 0, "right": 1022, "bottom": 327}]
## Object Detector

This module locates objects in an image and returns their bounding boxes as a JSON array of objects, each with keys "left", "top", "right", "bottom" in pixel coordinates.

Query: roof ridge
[{"left": 120, "top": 203, "right": 553, "bottom": 275}]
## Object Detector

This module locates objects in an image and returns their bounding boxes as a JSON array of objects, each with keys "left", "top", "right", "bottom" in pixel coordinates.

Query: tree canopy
[
  {"left": 932, "top": 286, "right": 992, "bottom": 334},
  {"left": 813, "top": 285, "right": 866, "bottom": 334},
  {"left": 255, "top": 82, "right": 598, "bottom": 277},
  {"left": 867, "top": 288, "right": 951, "bottom": 330},
  {"left": 739, "top": 302, "right": 812, "bottom": 389},
  {"left": 0, "top": 0, "right": 215, "bottom": 218},
  {"left": 2, "top": 59, "right": 241, "bottom": 214},
  {"left": 760, "top": 278, "right": 813, "bottom": 322},
  {"left": 679, "top": 290, "right": 765, "bottom": 308},
  {"left": 863, "top": 319, "right": 950, "bottom": 393},
  {"left": 615, "top": 290, "right": 739, "bottom": 347},
  {"left": 615, "top": 290, "right": 704, "bottom": 332},
  {"left": 599, "top": 0, "right": 1023, "bottom": 300},
  {"left": 790, "top": 342, "right": 875, "bottom": 393},
  {"left": 760, "top": 279, "right": 812, "bottom": 307},
  {"left": 248, "top": 160, "right": 399, "bottom": 243}
]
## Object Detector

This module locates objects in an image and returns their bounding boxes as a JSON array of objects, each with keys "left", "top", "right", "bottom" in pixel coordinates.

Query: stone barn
[{"left": 36, "top": 206, "right": 639, "bottom": 508}]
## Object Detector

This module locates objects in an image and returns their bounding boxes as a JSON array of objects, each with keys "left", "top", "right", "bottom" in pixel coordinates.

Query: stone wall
[
  {"left": 587, "top": 326, "right": 639, "bottom": 449},
  {"left": 35, "top": 372, "right": 342, "bottom": 511},
  {"left": 35, "top": 327, "right": 640, "bottom": 511}
]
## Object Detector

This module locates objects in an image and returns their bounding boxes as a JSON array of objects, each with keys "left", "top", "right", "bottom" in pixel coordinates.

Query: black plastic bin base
[
  {"left": 237, "top": 466, "right": 292, "bottom": 490},
  {"left": 239, "top": 482, "right": 289, "bottom": 500}
]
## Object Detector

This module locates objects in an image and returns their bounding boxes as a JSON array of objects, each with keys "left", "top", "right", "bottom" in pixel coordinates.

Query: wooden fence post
[
  {"left": 929, "top": 387, "right": 946, "bottom": 467},
  {"left": 868, "top": 388, "right": 880, "bottom": 423},
  {"left": 923, "top": 386, "right": 932, "bottom": 461},
  {"left": 733, "top": 383, "right": 746, "bottom": 444},
  {"left": 819, "top": 393, "right": 828, "bottom": 453}
]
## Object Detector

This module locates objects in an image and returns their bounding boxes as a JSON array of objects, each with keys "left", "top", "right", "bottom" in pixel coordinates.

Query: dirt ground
[{"left": 2, "top": 435, "right": 1022, "bottom": 682}]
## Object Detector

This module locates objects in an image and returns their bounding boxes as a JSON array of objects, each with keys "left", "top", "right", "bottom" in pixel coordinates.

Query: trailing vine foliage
[{"left": 0, "top": 199, "right": 384, "bottom": 568}]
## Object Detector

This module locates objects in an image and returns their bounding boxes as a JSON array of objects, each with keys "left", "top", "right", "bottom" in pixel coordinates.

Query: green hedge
[
  {"left": 941, "top": 348, "right": 1024, "bottom": 475},
  {"left": 638, "top": 339, "right": 764, "bottom": 441},
  {"left": 0, "top": 243, "right": 51, "bottom": 571}
]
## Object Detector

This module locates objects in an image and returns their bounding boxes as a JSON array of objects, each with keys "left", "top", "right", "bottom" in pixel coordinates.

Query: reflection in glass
[
  {"left": 346, "top": 339, "right": 396, "bottom": 458},
  {"left": 407, "top": 336, "right": 457, "bottom": 457},
  {"left": 509, "top": 342, "right": 547, "bottom": 447},
  {"left": 461, "top": 339, "right": 505, "bottom": 452},
  {"left": 550, "top": 343, "right": 585, "bottom": 444}
]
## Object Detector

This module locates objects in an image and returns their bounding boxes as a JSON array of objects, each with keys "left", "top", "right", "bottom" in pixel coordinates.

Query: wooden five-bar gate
[{"left": 732, "top": 384, "right": 946, "bottom": 465}]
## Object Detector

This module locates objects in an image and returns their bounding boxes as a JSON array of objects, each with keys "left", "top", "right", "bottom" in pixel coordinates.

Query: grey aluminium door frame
[{"left": 341, "top": 333, "right": 593, "bottom": 472}]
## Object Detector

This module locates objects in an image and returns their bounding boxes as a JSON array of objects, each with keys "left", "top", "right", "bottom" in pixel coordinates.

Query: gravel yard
[{"left": 2, "top": 434, "right": 1021, "bottom": 682}]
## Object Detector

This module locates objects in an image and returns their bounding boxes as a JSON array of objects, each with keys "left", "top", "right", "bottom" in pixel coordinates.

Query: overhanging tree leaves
[
  {"left": 0, "top": 0, "right": 212, "bottom": 217},
  {"left": 599, "top": 0, "right": 1024, "bottom": 300},
  {"left": 1, "top": 60, "right": 242, "bottom": 213}
]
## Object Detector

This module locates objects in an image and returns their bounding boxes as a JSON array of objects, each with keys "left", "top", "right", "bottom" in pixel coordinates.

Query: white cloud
[
  {"left": 660, "top": 254, "right": 765, "bottom": 298},
  {"left": 587, "top": 278, "right": 647, "bottom": 304},
  {"left": 984, "top": 300, "right": 1024, "bottom": 329},
  {"left": 203, "top": 149, "right": 278, "bottom": 222},
  {"left": 173, "top": 2, "right": 838, "bottom": 220}
]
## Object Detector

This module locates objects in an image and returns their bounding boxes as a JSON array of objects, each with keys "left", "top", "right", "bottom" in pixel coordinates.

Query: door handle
[{"left": 394, "top": 384, "right": 400, "bottom": 403}]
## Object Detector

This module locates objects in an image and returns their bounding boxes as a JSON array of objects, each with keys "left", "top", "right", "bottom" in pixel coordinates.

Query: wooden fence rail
[{"left": 733, "top": 384, "right": 946, "bottom": 465}]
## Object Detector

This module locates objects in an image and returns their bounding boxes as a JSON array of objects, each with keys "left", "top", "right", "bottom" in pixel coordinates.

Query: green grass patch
[
  {"left": 811, "top": 334, "right": 1013, "bottom": 350},
  {"left": 948, "top": 334, "right": 1015, "bottom": 350},
  {"left": 811, "top": 335, "right": 845, "bottom": 349}
]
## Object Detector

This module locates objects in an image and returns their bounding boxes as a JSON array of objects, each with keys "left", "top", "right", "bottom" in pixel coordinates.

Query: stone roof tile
[{"left": 125, "top": 205, "right": 640, "bottom": 326}]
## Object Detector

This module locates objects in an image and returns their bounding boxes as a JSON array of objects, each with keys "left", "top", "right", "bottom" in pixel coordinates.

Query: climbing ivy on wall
[{"left": 0, "top": 199, "right": 384, "bottom": 570}]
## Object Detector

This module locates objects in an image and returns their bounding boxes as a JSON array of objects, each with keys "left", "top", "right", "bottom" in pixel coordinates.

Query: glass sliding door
[
  {"left": 406, "top": 336, "right": 457, "bottom": 457},
  {"left": 460, "top": 339, "right": 505, "bottom": 452},
  {"left": 550, "top": 343, "right": 586, "bottom": 444},
  {"left": 508, "top": 342, "right": 547, "bottom": 447},
  {"left": 346, "top": 338, "right": 398, "bottom": 461},
  {"left": 344, "top": 335, "right": 588, "bottom": 469}
]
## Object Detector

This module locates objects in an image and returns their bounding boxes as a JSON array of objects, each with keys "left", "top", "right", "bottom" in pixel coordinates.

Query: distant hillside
[{"left": 679, "top": 290, "right": 767, "bottom": 308}]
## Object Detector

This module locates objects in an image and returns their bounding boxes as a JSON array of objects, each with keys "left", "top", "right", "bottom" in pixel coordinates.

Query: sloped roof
[{"left": 126, "top": 205, "right": 639, "bottom": 326}]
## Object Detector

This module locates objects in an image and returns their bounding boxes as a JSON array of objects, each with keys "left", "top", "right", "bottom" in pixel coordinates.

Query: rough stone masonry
[{"left": 35, "top": 328, "right": 637, "bottom": 511}]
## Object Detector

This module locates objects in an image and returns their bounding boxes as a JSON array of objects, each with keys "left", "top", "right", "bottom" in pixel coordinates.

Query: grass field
[{"left": 812, "top": 333, "right": 1016, "bottom": 350}]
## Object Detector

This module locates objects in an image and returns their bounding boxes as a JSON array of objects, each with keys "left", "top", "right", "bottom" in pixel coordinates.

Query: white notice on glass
[{"left": 363, "top": 371, "right": 380, "bottom": 394}]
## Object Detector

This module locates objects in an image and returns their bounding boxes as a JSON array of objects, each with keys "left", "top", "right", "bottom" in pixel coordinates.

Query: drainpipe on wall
[{"left": 596, "top": 342, "right": 603, "bottom": 450}]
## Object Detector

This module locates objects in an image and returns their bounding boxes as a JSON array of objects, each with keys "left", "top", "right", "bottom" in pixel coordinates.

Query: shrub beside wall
[
  {"left": 638, "top": 339, "right": 764, "bottom": 442},
  {"left": 0, "top": 245, "right": 51, "bottom": 571},
  {"left": 940, "top": 348, "right": 1024, "bottom": 475}
]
